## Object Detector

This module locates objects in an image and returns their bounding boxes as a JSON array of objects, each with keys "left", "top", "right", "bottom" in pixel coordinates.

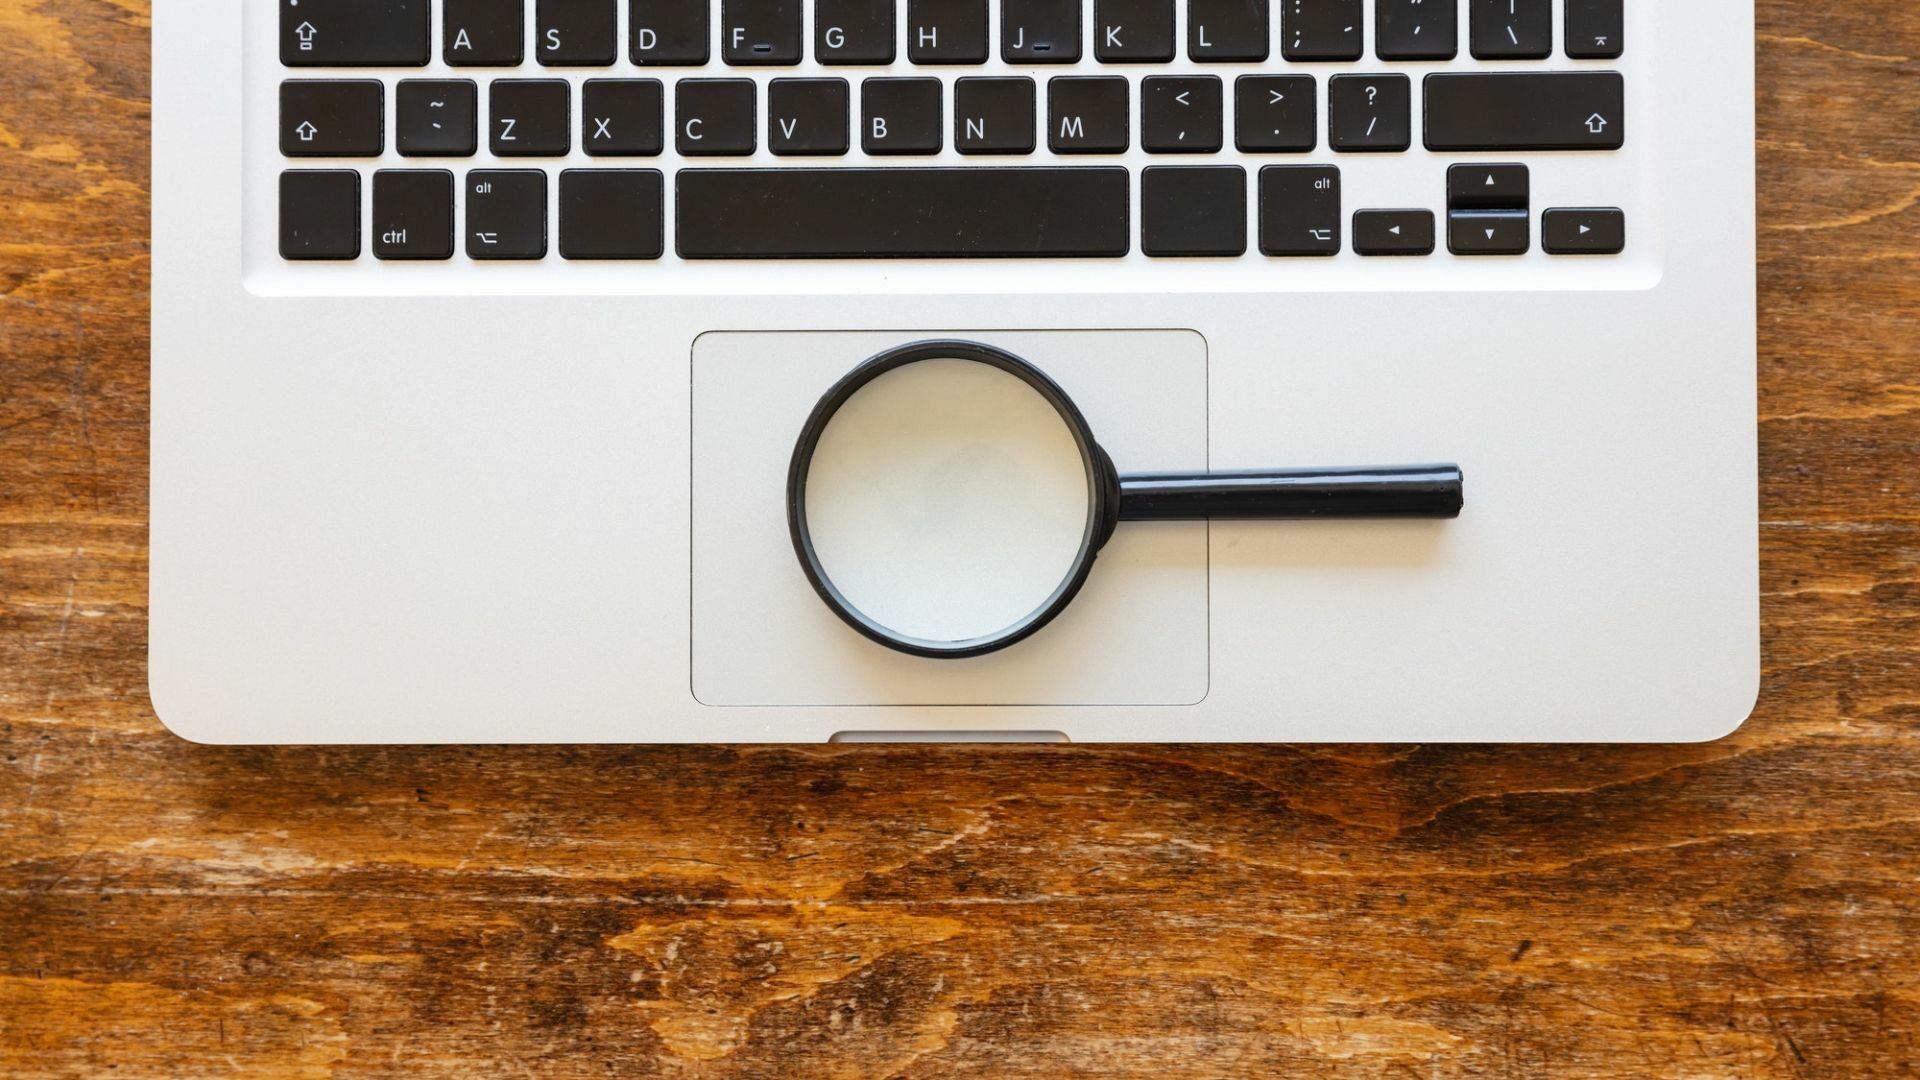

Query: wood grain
[{"left": 3, "top": 1, "right": 1918, "bottom": 1075}]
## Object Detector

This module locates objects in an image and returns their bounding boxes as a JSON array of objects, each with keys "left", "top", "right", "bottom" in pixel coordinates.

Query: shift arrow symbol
[{"left": 295, "top": 120, "right": 318, "bottom": 141}]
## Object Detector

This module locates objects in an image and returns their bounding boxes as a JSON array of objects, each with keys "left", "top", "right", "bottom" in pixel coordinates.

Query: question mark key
[{"left": 1328, "top": 73, "right": 1412, "bottom": 151}]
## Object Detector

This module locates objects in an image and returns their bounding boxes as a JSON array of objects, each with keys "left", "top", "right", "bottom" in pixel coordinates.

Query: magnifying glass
[{"left": 787, "top": 340, "right": 1464, "bottom": 659}]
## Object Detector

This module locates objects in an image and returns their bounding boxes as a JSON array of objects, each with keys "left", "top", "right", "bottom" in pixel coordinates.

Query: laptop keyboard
[{"left": 273, "top": 0, "right": 1628, "bottom": 262}]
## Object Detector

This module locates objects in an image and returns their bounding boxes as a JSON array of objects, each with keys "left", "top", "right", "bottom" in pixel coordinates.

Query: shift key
[
  {"left": 1259, "top": 165, "right": 1341, "bottom": 256},
  {"left": 1424, "top": 72, "right": 1624, "bottom": 151}
]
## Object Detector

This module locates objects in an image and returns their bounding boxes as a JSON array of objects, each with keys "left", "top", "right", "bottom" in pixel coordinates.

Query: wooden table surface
[{"left": 3, "top": 2, "right": 1917, "bottom": 1076}]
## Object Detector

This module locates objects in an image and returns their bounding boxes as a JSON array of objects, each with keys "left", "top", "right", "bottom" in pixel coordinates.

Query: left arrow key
[
  {"left": 281, "top": 0, "right": 431, "bottom": 66},
  {"left": 281, "top": 81, "right": 386, "bottom": 157}
]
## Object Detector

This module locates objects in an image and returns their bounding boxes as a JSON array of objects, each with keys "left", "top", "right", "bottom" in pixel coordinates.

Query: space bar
[{"left": 676, "top": 168, "right": 1132, "bottom": 259}]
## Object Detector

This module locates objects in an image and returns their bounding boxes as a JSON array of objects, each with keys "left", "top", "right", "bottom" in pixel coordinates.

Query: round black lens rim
[{"left": 786, "top": 340, "right": 1111, "bottom": 659}]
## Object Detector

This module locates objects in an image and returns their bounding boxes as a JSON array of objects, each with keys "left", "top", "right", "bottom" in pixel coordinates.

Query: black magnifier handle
[{"left": 1116, "top": 465, "right": 1464, "bottom": 521}]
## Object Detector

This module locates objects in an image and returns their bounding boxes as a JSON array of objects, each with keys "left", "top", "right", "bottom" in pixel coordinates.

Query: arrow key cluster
[{"left": 1446, "top": 161, "right": 1529, "bottom": 255}]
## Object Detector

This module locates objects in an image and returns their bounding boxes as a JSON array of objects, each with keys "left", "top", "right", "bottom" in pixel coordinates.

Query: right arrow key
[{"left": 1543, "top": 207, "right": 1627, "bottom": 254}]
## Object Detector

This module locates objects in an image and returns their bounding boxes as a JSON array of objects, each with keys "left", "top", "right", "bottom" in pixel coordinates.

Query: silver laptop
[{"left": 149, "top": 0, "right": 1757, "bottom": 742}]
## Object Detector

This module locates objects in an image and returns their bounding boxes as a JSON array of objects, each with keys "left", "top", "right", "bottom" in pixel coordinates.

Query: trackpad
[{"left": 691, "top": 330, "right": 1208, "bottom": 706}]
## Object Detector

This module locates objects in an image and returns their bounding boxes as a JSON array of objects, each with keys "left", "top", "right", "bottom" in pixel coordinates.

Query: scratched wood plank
[{"left": 2, "top": 0, "right": 1917, "bottom": 1076}]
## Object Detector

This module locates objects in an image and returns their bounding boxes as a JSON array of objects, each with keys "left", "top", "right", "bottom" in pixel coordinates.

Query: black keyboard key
[
  {"left": 1353, "top": 209, "right": 1434, "bottom": 255},
  {"left": 1095, "top": 0, "right": 1175, "bottom": 62},
  {"left": 466, "top": 170, "right": 548, "bottom": 258},
  {"left": 1142, "top": 166, "right": 1245, "bottom": 256},
  {"left": 537, "top": 0, "right": 617, "bottom": 64},
  {"left": 397, "top": 79, "right": 479, "bottom": 156},
  {"left": 818, "top": 0, "right": 897, "bottom": 63},
  {"left": 1188, "top": 0, "right": 1267, "bottom": 61},
  {"left": 281, "top": 81, "right": 384, "bottom": 157},
  {"left": 445, "top": 0, "right": 525, "bottom": 65},
  {"left": 279, "top": 170, "right": 361, "bottom": 259},
  {"left": 1234, "top": 75, "right": 1314, "bottom": 152},
  {"left": 676, "top": 79, "right": 758, "bottom": 154},
  {"left": 1470, "top": 0, "right": 1551, "bottom": 59},
  {"left": 1258, "top": 164, "right": 1339, "bottom": 256},
  {"left": 723, "top": 0, "right": 803, "bottom": 64},
  {"left": 1565, "top": 0, "right": 1623, "bottom": 58},
  {"left": 1048, "top": 77, "right": 1129, "bottom": 153},
  {"left": 583, "top": 79, "right": 665, "bottom": 155},
  {"left": 955, "top": 78, "right": 1036, "bottom": 154},
  {"left": 908, "top": 0, "right": 989, "bottom": 63},
  {"left": 769, "top": 79, "right": 850, "bottom": 155},
  {"left": 676, "top": 167, "right": 1130, "bottom": 257},
  {"left": 282, "top": 0, "right": 430, "bottom": 66},
  {"left": 1448, "top": 163, "right": 1528, "bottom": 209},
  {"left": 1142, "top": 76, "right": 1222, "bottom": 153},
  {"left": 1375, "top": 0, "right": 1455, "bottom": 60},
  {"left": 1448, "top": 210, "right": 1529, "bottom": 255},
  {"left": 1283, "top": 0, "right": 1361, "bottom": 61},
  {"left": 1424, "top": 73, "right": 1624, "bottom": 151},
  {"left": 559, "top": 169, "right": 665, "bottom": 258},
  {"left": 1543, "top": 207, "right": 1625, "bottom": 254},
  {"left": 862, "top": 78, "right": 943, "bottom": 154},
  {"left": 490, "top": 79, "right": 573, "bottom": 155},
  {"left": 372, "top": 169, "right": 454, "bottom": 260},
  {"left": 1328, "top": 74, "right": 1409, "bottom": 152},
  {"left": 1003, "top": 0, "right": 1082, "bottom": 62},
  {"left": 632, "top": 0, "right": 711, "bottom": 64}
]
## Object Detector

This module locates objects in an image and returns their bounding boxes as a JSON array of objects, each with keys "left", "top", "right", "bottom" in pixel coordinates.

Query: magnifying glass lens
[{"left": 803, "top": 358, "right": 1094, "bottom": 646}]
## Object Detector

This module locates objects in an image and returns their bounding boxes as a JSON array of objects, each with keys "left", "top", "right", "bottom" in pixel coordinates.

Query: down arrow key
[{"left": 1447, "top": 209, "right": 1530, "bottom": 255}]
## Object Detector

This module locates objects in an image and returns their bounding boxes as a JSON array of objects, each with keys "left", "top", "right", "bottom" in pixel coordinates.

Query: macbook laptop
[{"left": 149, "top": 0, "right": 1757, "bottom": 742}]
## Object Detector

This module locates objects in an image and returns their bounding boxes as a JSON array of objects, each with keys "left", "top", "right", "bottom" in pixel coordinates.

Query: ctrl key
[
  {"left": 372, "top": 169, "right": 455, "bottom": 260},
  {"left": 280, "top": 170, "right": 361, "bottom": 260}
]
